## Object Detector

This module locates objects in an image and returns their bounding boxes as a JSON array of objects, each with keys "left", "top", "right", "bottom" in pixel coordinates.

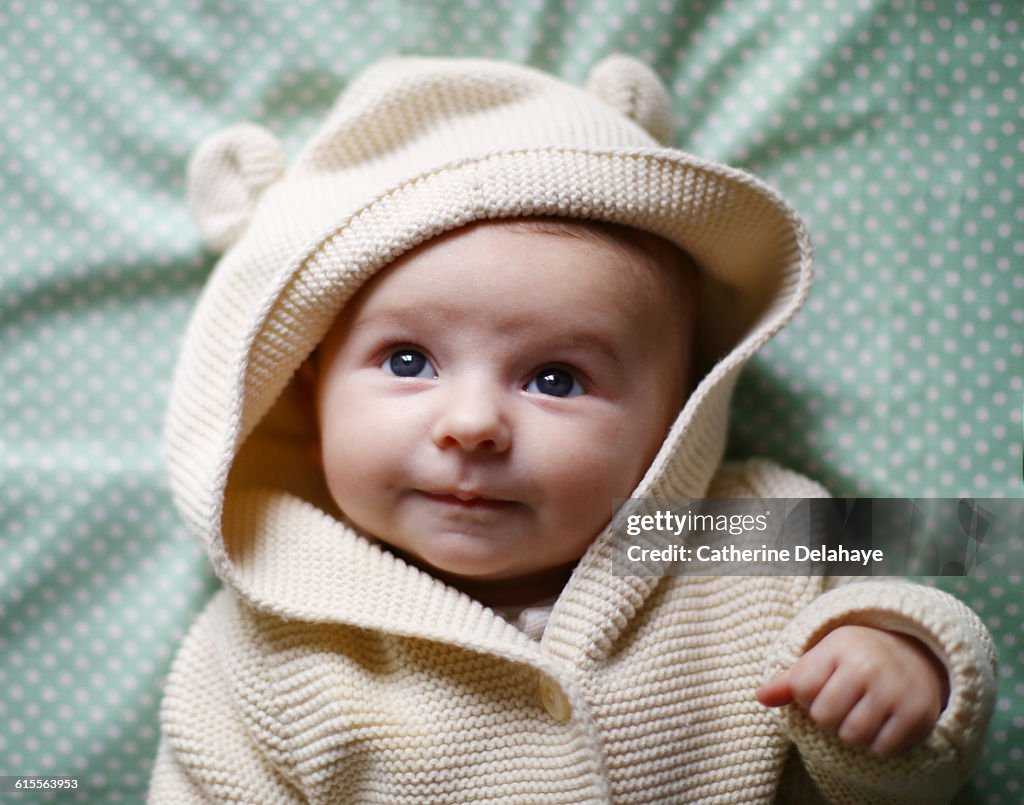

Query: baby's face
[{"left": 314, "top": 220, "right": 693, "bottom": 603}]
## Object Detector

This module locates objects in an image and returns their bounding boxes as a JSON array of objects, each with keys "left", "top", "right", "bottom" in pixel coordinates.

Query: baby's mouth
[{"left": 419, "top": 490, "right": 518, "bottom": 511}]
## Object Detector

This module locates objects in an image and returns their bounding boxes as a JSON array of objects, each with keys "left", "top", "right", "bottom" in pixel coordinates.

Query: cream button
[{"left": 538, "top": 676, "right": 571, "bottom": 722}]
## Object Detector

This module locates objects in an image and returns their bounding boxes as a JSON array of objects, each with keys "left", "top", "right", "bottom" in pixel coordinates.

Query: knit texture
[
  {"left": 152, "top": 56, "right": 995, "bottom": 803},
  {"left": 150, "top": 462, "right": 996, "bottom": 804}
]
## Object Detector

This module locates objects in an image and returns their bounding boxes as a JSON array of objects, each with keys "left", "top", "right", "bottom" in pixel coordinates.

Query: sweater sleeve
[
  {"left": 767, "top": 578, "right": 996, "bottom": 804},
  {"left": 726, "top": 460, "right": 997, "bottom": 804},
  {"left": 147, "top": 589, "right": 306, "bottom": 805}
]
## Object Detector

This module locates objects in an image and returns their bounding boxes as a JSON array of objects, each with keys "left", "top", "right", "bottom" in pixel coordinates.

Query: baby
[
  {"left": 309, "top": 218, "right": 695, "bottom": 611},
  {"left": 150, "top": 56, "right": 995, "bottom": 803},
  {"left": 311, "top": 215, "right": 947, "bottom": 755}
]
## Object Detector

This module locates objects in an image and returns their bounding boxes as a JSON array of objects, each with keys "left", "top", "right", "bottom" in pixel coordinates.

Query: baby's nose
[{"left": 430, "top": 381, "right": 511, "bottom": 453}]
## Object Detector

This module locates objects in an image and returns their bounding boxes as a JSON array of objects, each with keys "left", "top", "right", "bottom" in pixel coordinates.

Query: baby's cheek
[
  {"left": 539, "top": 419, "right": 647, "bottom": 523},
  {"left": 600, "top": 416, "right": 664, "bottom": 494},
  {"left": 320, "top": 426, "right": 382, "bottom": 507}
]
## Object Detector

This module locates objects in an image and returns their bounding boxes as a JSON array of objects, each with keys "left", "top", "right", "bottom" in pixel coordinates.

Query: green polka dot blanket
[{"left": 1, "top": 2, "right": 1020, "bottom": 802}]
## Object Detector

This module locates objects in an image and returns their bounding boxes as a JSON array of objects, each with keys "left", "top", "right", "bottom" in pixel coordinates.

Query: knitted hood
[{"left": 165, "top": 55, "right": 813, "bottom": 631}]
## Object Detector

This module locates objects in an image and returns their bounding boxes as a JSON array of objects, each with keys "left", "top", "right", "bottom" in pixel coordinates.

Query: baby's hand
[{"left": 756, "top": 625, "right": 949, "bottom": 758}]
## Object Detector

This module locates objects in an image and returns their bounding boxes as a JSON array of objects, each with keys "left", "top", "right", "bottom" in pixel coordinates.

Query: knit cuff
[{"left": 765, "top": 580, "right": 996, "bottom": 803}]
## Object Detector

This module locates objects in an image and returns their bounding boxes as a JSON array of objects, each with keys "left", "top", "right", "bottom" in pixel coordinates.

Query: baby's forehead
[
  {"left": 485, "top": 216, "right": 683, "bottom": 266},
  {"left": 486, "top": 217, "right": 699, "bottom": 309},
  {"left": 325, "top": 216, "right": 699, "bottom": 349},
  {"left": 412, "top": 216, "right": 697, "bottom": 295}
]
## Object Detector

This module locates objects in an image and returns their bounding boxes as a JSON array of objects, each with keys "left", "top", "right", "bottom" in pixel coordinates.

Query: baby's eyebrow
[
  {"left": 345, "top": 306, "right": 440, "bottom": 332},
  {"left": 347, "top": 304, "right": 627, "bottom": 367},
  {"left": 554, "top": 329, "right": 626, "bottom": 368}
]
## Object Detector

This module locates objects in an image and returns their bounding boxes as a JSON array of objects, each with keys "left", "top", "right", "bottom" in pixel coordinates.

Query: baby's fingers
[
  {"left": 835, "top": 693, "right": 889, "bottom": 751},
  {"left": 756, "top": 671, "right": 794, "bottom": 707},
  {"left": 804, "top": 669, "right": 866, "bottom": 734},
  {"left": 784, "top": 648, "right": 839, "bottom": 713},
  {"left": 867, "top": 697, "right": 939, "bottom": 758}
]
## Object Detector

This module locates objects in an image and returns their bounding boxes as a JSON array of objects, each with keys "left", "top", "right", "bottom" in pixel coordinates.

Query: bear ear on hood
[
  {"left": 585, "top": 53, "right": 674, "bottom": 146},
  {"left": 187, "top": 123, "right": 287, "bottom": 253}
]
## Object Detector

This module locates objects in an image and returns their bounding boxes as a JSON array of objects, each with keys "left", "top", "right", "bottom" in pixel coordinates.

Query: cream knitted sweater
[
  {"left": 150, "top": 56, "right": 996, "bottom": 803},
  {"left": 149, "top": 460, "right": 996, "bottom": 804}
]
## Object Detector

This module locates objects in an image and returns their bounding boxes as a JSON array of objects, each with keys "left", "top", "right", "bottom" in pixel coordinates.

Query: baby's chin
[
  {"left": 397, "top": 533, "right": 535, "bottom": 581},
  {"left": 378, "top": 537, "right": 579, "bottom": 607}
]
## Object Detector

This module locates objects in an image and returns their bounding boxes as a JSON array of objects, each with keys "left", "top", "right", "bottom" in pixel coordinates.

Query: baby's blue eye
[
  {"left": 525, "top": 368, "right": 583, "bottom": 398},
  {"left": 383, "top": 349, "right": 436, "bottom": 379}
]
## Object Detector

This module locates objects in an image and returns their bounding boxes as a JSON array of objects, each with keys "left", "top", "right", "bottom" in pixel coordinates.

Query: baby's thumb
[{"left": 756, "top": 670, "right": 795, "bottom": 708}]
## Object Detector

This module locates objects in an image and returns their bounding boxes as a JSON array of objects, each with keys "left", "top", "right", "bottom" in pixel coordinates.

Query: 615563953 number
[{"left": 1, "top": 777, "right": 80, "bottom": 792}]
